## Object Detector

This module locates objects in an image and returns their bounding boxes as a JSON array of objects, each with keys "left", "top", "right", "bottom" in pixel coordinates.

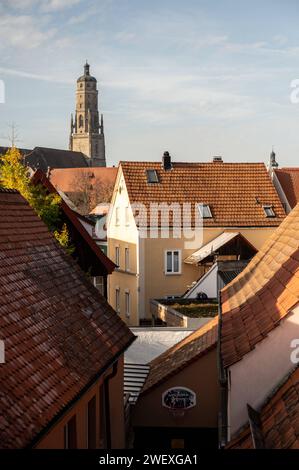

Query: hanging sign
[{"left": 162, "top": 387, "right": 196, "bottom": 410}]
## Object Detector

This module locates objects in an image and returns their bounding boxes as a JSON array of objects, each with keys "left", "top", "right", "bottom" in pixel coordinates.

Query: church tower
[{"left": 69, "top": 62, "right": 106, "bottom": 167}]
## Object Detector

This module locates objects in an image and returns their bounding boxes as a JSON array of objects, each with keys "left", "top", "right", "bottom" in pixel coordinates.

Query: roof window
[
  {"left": 198, "top": 204, "right": 213, "bottom": 218},
  {"left": 146, "top": 169, "right": 159, "bottom": 183},
  {"left": 263, "top": 205, "right": 276, "bottom": 218}
]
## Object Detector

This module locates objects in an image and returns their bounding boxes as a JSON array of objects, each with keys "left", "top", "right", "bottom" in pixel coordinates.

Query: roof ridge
[
  {"left": 150, "top": 315, "right": 218, "bottom": 366},
  {"left": 120, "top": 161, "right": 266, "bottom": 166},
  {"left": 276, "top": 167, "right": 299, "bottom": 171},
  {"left": 0, "top": 187, "right": 19, "bottom": 194},
  {"left": 141, "top": 316, "right": 218, "bottom": 395}
]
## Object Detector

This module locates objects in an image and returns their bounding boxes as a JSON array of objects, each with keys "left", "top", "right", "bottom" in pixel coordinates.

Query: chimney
[
  {"left": 162, "top": 151, "right": 172, "bottom": 171},
  {"left": 212, "top": 156, "right": 223, "bottom": 163}
]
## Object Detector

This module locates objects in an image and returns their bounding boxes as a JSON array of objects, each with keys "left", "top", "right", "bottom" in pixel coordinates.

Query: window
[
  {"left": 125, "top": 248, "right": 130, "bottom": 271},
  {"left": 115, "top": 207, "right": 120, "bottom": 226},
  {"left": 79, "top": 114, "right": 83, "bottom": 128},
  {"left": 115, "top": 288, "right": 120, "bottom": 313},
  {"left": 87, "top": 396, "right": 97, "bottom": 449},
  {"left": 263, "top": 205, "right": 276, "bottom": 218},
  {"left": 125, "top": 206, "right": 130, "bottom": 226},
  {"left": 146, "top": 169, "right": 159, "bottom": 183},
  {"left": 93, "top": 276, "right": 105, "bottom": 296},
  {"left": 115, "top": 246, "right": 120, "bottom": 267},
  {"left": 125, "top": 291, "right": 130, "bottom": 317},
  {"left": 165, "top": 250, "right": 181, "bottom": 274},
  {"left": 64, "top": 415, "right": 77, "bottom": 449},
  {"left": 198, "top": 204, "right": 212, "bottom": 218}
]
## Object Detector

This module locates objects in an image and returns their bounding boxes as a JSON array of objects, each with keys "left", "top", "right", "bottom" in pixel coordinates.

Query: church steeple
[
  {"left": 84, "top": 61, "right": 90, "bottom": 76},
  {"left": 269, "top": 148, "right": 278, "bottom": 168},
  {"left": 69, "top": 62, "right": 106, "bottom": 167}
]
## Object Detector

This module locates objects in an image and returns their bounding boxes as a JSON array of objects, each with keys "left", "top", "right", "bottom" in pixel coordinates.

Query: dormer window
[
  {"left": 146, "top": 169, "right": 159, "bottom": 183},
  {"left": 263, "top": 205, "right": 276, "bottom": 218},
  {"left": 198, "top": 204, "right": 212, "bottom": 218}
]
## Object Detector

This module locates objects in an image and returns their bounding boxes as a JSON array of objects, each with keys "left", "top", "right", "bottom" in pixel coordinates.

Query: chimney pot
[{"left": 212, "top": 156, "right": 223, "bottom": 163}]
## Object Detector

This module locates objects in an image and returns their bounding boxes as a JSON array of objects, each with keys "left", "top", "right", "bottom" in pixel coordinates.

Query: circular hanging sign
[{"left": 162, "top": 387, "right": 196, "bottom": 410}]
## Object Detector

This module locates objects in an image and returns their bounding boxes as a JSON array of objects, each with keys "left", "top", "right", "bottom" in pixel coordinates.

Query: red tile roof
[
  {"left": 121, "top": 161, "right": 286, "bottom": 227},
  {"left": 0, "top": 189, "right": 135, "bottom": 448},
  {"left": 49, "top": 167, "right": 117, "bottom": 193},
  {"left": 141, "top": 317, "right": 218, "bottom": 394},
  {"left": 275, "top": 168, "right": 299, "bottom": 209},
  {"left": 228, "top": 366, "right": 299, "bottom": 449},
  {"left": 221, "top": 203, "right": 299, "bottom": 368},
  {"left": 32, "top": 170, "right": 115, "bottom": 274}
]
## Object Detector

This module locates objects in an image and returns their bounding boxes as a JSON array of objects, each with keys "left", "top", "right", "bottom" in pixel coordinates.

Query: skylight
[
  {"left": 198, "top": 204, "right": 213, "bottom": 218},
  {"left": 263, "top": 205, "right": 276, "bottom": 218},
  {"left": 146, "top": 169, "right": 159, "bottom": 183}
]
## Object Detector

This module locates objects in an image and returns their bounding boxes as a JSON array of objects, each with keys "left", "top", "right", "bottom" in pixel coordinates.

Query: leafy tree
[
  {"left": 53, "top": 223, "right": 75, "bottom": 255},
  {"left": 0, "top": 147, "right": 73, "bottom": 250},
  {"left": 69, "top": 169, "right": 114, "bottom": 214}
]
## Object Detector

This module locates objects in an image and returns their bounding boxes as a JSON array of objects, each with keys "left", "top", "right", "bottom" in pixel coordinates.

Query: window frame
[
  {"left": 115, "top": 246, "right": 120, "bottom": 267},
  {"left": 164, "top": 250, "right": 182, "bottom": 275},
  {"left": 198, "top": 203, "right": 213, "bottom": 219},
  {"left": 125, "top": 291, "right": 130, "bottom": 318},
  {"left": 115, "top": 207, "right": 120, "bottom": 226},
  {"left": 125, "top": 206, "right": 130, "bottom": 226},
  {"left": 146, "top": 169, "right": 159, "bottom": 183},
  {"left": 125, "top": 247, "right": 130, "bottom": 272},
  {"left": 263, "top": 205, "right": 276, "bottom": 218},
  {"left": 115, "top": 287, "right": 120, "bottom": 314},
  {"left": 93, "top": 276, "right": 105, "bottom": 296}
]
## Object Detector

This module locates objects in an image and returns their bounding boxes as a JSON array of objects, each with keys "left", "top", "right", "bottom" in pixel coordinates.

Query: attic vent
[
  {"left": 263, "top": 205, "right": 276, "bottom": 218},
  {"left": 146, "top": 169, "right": 159, "bottom": 183},
  {"left": 212, "top": 156, "right": 223, "bottom": 163}
]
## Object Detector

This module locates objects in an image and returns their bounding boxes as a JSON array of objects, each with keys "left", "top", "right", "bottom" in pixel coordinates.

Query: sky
[{"left": 0, "top": 0, "right": 299, "bottom": 166}]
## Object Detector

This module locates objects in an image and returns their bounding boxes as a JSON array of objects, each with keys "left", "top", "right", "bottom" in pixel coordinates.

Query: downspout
[
  {"left": 217, "top": 281, "right": 229, "bottom": 448},
  {"left": 104, "top": 361, "right": 118, "bottom": 449}
]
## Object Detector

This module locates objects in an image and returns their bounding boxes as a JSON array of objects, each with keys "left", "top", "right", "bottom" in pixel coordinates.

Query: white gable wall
[
  {"left": 184, "top": 263, "right": 218, "bottom": 299},
  {"left": 228, "top": 304, "right": 299, "bottom": 438}
]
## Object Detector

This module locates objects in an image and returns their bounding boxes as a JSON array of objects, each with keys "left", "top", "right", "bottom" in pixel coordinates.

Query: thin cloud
[
  {"left": 0, "top": 14, "right": 56, "bottom": 49},
  {"left": 40, "top": 0, "right": 82, "bottom": 13},
  {"left": 0, "top": 66, "right": 72, "bottom": 84}
]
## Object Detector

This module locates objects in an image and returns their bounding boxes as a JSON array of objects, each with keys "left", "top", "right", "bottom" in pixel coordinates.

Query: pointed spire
[
  {"left": 84, "top": 60, "right": 90, "bottom": 76},
  {"left": 270, "top": 147, "right": 278, "bottom": 168}
]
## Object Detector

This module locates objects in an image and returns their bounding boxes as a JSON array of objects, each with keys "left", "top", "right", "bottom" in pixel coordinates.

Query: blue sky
[{"left": 0, "top": 0, "right": 299, "bottom": 166}]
